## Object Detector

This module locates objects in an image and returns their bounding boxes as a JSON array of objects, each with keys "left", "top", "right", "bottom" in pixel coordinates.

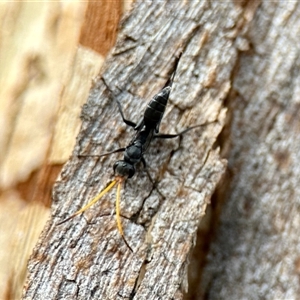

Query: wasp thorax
[{"left": 124, "top": 143, "right": 142, "bottom": 164}]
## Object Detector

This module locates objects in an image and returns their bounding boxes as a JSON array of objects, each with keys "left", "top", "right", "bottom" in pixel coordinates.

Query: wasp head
[{"left": 113, "top": 160, "right": 135, "bottom": 178}]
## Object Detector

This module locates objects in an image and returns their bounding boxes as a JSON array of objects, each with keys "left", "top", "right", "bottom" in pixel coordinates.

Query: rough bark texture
[
  {"left": 21, "top": 1, "right": 256, "bottom": 299},
  {"left": 199, "top": 2, "right": 300, "bottom": 300}
]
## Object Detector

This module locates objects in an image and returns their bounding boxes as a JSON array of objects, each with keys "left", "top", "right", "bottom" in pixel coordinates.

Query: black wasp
[{"left": 59, "top": 52, "right": 211, "bottom": 252}]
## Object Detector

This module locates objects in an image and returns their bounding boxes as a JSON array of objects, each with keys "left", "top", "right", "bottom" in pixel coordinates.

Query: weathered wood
[
  {"left": 0, "top": 2, "right": 89, "bottom": 299},
  {"left": 199, "top": 1, "right": 300, "bottom": 299},
  {"left": 22, "top": 1, "right": 256, "bottom": 299}
]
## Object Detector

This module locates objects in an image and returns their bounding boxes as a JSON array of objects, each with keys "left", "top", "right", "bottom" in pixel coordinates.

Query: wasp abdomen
[{"left": 144, "top": 87, "right": 171, "bottom": 128}]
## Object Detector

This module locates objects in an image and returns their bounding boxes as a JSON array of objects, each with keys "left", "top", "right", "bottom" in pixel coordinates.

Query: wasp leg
[
  {"left": 140, "top": 156, "right": 155, "bottom": 185},
  {"left": 116, "top": 100, "right": 137, "bottom": 128},
  {"left": 154, "top": 121, "right": 216, "bottom": 139},
  {"left": 78, "top": 147, "right": 126, "bottom": 158},
  {"left": 101, "top": 76, "right": 136, "bottom": 128}
]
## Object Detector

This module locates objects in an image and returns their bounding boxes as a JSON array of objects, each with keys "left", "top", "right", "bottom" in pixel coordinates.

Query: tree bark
[
  {"left": 22, "top": 1, "right": 257, "bottom": 299},
  {"left": 199, "top": 2, "right": 300, "bottom": 299}
]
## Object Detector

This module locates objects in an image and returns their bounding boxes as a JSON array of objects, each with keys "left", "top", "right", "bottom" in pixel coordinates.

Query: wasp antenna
[
  {"left": 57, "top": 212, "right": 81, "bottom": 225},
  {"left": 116, "top": 180, "right": 133, "bottom": 252},
  {"left": 57, "top": 180, "right": 117, "bottom": 225}
]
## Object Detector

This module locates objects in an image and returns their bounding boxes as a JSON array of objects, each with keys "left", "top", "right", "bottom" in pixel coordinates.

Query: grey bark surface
[
  {"left": 23, "top": 1, "right": 257, "bottom": 300},
  {"left": 200, "top": 2, "right": 300, "bottom": 300}
]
